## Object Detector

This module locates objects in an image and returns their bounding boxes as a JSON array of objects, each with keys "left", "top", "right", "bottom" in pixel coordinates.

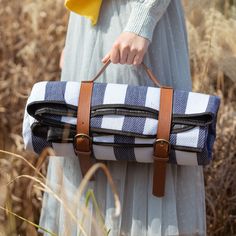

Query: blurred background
[{"left": 0, "top": 0, "right": 235, "bottom": 235}]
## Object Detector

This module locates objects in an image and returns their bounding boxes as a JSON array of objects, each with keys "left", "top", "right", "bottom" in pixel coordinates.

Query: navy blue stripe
[
  {"left": 170, "top": 134, "right": 177, "bottom": 147},
  {"left": 169, "top": 149, "right": 177, "bottom": 164},
  {"left": 90, "top": 116, "right": 103, "bottom": 129},
  {"left": 122, "top": 117, "right": 147, "bottom": 134},
  {"left": 91, "top": 83, "right": 107, "bottom": 128},
  {"left": 197, "top": 147, "right": 210, "bottom": 165},
  {"left": 205, "top": 95, "right": 221, "bottom": 115},
  {"left": 123, "top": 85, "right": 148, "bottom": 106},
  {"left": 205, "top": 96, "right": 217, "bottom": 147},
  {"left": 202, "top": 95, "right": 218, "bottom": 162},
  {"left": 173, "top": 90, "right": 189, "bottom": 114},
  {"left": 92, "top": 83, "right": 107, "bottom": 106},
  {"left": 171, "top": 90, "right": 189, "bottom": 145},
  {"left": 197, "top": 127, "right": 206, "bottom": 150},
  {"left": 45, "top": 82, "right": 67, "bottom": 131},
  {"left": 45, "top": 81, "right": 67, "bottom": 101},
  {"left": 114, "top": 84, "right": 147, "bottom": 161},
  {"left": 32, "top": 135, "right": 52, "bottom": 154},
  {"left": 122, "top": 85, "right": 147, "bottom": 135},
  {"left": 113, "top": 135, "right": 136, "bottom": 161}
]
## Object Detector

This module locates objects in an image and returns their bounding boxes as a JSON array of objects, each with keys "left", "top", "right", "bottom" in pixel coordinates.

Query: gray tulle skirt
[{"left": 39, "top": 0, "right": 206, "bottom": 235}]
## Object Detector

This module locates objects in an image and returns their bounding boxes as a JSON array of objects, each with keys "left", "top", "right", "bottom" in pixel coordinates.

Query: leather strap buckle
[
  {"left": 73, "top": 133, "right": 92, "bottom": 154},
  {"left": 153, "top": 139, "right": 170, "bottom": 155}
]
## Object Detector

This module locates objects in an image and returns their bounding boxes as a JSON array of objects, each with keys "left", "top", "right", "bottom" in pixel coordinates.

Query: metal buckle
[
  {"left": 73, "top": 133, "right": 92, "bottom": 154},
  {"left": 154, "top": 138, "right": 170, "bottom": 146},
  {"left": 153, "top": 138, "right": 170, "bottom": 161}
]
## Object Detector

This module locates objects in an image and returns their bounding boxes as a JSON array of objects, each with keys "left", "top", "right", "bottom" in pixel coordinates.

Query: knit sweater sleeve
[{"left": 123, "top": 0, "right": 171, "bottom": 42}]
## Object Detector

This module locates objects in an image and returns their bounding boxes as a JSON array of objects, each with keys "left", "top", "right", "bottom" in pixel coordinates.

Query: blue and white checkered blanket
[{"left": 23, "top": 81, "right": 220, "bottom": 166}]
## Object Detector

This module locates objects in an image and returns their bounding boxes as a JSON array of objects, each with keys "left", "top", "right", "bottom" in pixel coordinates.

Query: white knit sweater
[{"left": 124, "top": 0, "right": 171, "bottom": 41}]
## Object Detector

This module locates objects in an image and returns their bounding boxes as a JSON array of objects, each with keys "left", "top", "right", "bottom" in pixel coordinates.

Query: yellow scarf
[{"left": 64, "top": 0, "right": 103, "bottom": 25}]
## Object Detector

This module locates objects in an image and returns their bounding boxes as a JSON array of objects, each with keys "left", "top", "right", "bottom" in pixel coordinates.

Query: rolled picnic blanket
[{"left": 22, "top": 81, "right": 220, "bottom": 166}]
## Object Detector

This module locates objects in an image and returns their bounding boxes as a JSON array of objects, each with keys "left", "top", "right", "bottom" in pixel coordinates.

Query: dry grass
[
  {"left": 184, "top": 1, "right": 236, "bottom": 235},
  {"left": 0, "top": 0, "right": 67, "bottom": 235},
  {"left": 0, "top": 0, "right": 236, "bottom": 235}
]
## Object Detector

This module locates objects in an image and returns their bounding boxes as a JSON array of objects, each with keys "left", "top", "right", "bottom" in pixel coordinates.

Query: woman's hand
[{"left": 102, "top": 32, "right": 150, "bottom": 65}]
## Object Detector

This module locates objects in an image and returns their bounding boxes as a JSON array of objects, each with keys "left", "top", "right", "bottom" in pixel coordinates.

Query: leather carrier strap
[
  {"left": 74, "top": 81, "right": 95, "bottom": 178},
  {"left": 74, "top": 60, "right": 161, "bottom": 180},
  {"left": 74, "top": 60, "right": 173, "bottom": 197},
  {"left": 91, "top": 59, "right": 161, "bottom": 87},
  {"left": 153, "top": 87, "right": 173, "bottom": 197}
]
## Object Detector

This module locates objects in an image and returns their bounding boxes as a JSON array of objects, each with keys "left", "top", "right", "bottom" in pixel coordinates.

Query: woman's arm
[{"left": 102, "top": 0, "right": 171, "bottom": 65}]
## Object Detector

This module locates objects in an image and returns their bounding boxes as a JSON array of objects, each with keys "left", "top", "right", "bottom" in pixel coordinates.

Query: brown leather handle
[{"left": 90, "top": 59, "right": 161, "bottom": 87}]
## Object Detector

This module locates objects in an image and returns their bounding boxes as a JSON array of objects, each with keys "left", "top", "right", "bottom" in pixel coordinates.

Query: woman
[{"left": 39, "top": 0, "right": 206, "bottom": 235}]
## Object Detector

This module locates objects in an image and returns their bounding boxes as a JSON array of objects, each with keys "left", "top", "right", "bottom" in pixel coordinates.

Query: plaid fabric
[{"left": 22, "top": 81, "right": 220, "bottom": 165}]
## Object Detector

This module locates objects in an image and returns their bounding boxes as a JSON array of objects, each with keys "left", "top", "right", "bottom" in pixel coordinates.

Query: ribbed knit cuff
[{"left": 123, "top": 1, "right": 170, "bottom": 42}]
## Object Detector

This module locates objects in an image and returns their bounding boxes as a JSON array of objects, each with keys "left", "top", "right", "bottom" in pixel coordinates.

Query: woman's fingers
[
  {"left": 119, "top": 44, "right": 129, "bottom": 64},
  {"left": 133, "top": 52, "right": 144, "bottom": 65},
  {"left": 101, "top": 32, "right": 149, "bottom": 65},
  {"left": 102, "top": 48, "right": 143, "bottom": 65},
  {"left": 110, "top": 45, "right": 141, "bottom": 65},
  {"left": 126, "top": 49, "right": 137, "bottom": 64},
  {"left": 110, "top": 43, "right": 120, "bottom": 64},
  {"left": 102, "top": 53, "right": 110, "bottom": 63}
]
